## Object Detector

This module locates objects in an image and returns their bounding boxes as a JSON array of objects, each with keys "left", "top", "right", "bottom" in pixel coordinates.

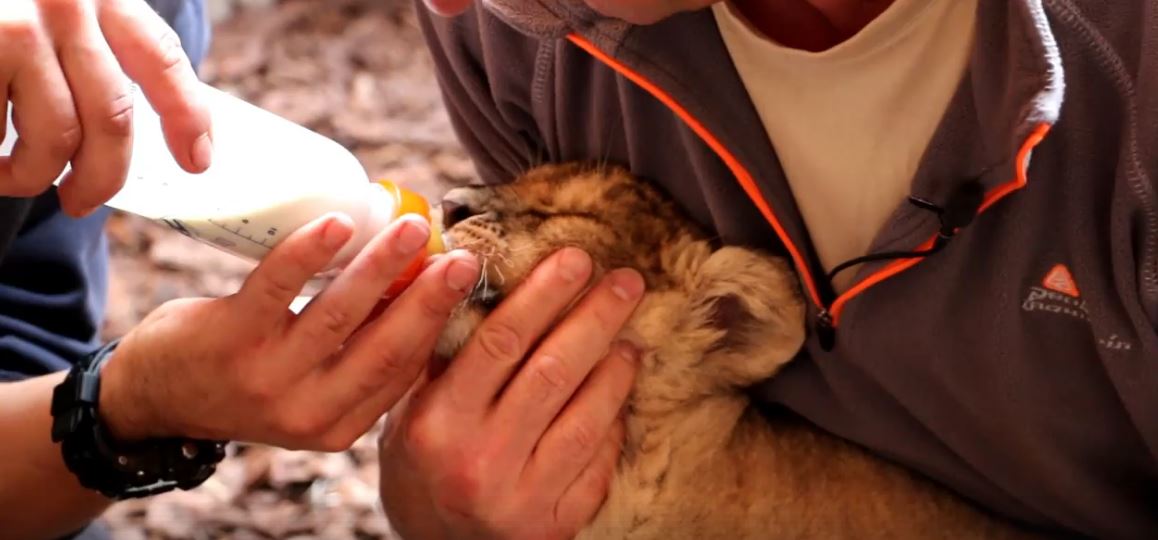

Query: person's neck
[{"left": 727, "top": 0, "right": 896, "bottom": 52}]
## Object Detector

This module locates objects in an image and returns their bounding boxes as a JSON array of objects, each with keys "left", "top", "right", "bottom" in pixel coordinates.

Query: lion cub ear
[{"left": 684, "top": 246, "right": 807, "bottom": 379}]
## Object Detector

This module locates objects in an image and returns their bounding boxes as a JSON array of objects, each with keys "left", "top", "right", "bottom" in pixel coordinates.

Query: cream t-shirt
[{"left": 712, "top": 0, "right": 978, "bottom": 293}]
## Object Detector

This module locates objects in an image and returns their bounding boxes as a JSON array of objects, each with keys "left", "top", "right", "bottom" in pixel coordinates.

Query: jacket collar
[
  {"left": 481, "top": 0, "right": 627, "bottom": 42},
  {"left": 480, "top": 0, "right": 1066, "bottom": 178},
  {"left": 480, "top": 0, "right": 1066, "bottom": 303}
]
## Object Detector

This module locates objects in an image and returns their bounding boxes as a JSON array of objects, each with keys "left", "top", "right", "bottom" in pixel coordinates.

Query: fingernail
[
  {"left": 445, "top": 256, "right": 481, "bottom": 292},
  {"left": 191, "top": 132, "right": 213, "bottom": 171},
  {"left": 322, "top": 214, "right": 353, "bottom": 249},
  {"left": 609, "top": 269, "right": 645, "bottom": 301},
  {"left": 394, "top": 218, "right": 431, "bottom": 255},
  {"left": 557, "top": 248, "right": 592, "bottom": 283}
]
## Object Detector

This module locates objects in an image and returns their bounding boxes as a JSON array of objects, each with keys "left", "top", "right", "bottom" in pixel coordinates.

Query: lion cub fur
[{"left": 433, "top": 163, "right": 1041, "bottom": 539}]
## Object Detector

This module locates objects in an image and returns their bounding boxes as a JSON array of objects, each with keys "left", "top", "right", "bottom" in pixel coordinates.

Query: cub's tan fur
[{"left": 435, "top": 163, "right": 1041, "bottom": 539}]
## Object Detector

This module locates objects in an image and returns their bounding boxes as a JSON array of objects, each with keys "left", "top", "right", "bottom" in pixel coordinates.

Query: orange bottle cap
[
  {"left": 376, "top": 179, "right": 445, "bottom": 255},
  {"left": 375, "top": 180, "right": 445, "bottom": 298}
]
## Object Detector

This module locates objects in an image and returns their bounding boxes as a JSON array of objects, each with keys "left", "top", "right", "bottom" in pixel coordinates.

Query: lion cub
[{"left": 433, "top": 163, "right": 1040, "bottom": 539}]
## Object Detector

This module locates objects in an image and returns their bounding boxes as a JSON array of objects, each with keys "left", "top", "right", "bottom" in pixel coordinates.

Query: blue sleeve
[
  {"left": 0, "top": 0, "right": 209, "bottom": 384},
  {"left": 0, "top": 199, "right": 111, "bottom": 382}
]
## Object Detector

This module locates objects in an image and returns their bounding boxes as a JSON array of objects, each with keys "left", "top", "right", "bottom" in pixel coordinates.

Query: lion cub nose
[{"left": 440, "top": 188, "right": 484, "bottom": 229}]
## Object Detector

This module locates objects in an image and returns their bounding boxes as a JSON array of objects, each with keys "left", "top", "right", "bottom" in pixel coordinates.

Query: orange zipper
[
  {"left": 566, "top": 33, "right": 1051, "bottom": 345},
  {"left": 826, "top": 122, "right": 1051, "bottom": 323}
]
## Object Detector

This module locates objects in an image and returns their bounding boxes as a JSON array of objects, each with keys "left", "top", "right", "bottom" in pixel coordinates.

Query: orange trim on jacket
[{"left": 566, "top": 33, "right": 1052, "bottom": 327}]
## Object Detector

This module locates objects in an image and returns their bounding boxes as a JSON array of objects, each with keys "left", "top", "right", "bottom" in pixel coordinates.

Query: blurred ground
[{"left": 100, "top": 0, "right": 471, "bottom": 537}]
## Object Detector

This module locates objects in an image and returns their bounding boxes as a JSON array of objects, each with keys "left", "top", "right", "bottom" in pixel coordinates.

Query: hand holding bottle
[
  {"left": 97, "top": 213, "right": 481, "bottom": 451},
  {"left": 0, "top": 0, "right": 211, "bottom": 216}
]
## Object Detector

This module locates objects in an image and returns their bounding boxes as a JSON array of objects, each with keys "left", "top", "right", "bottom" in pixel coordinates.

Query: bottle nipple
[{"left": 377, "top": 180, "right": 447, "bottom": 298}]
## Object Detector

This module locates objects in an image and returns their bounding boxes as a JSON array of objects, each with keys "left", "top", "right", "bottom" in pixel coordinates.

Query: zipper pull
[{"left": 816, "top": 310, "right": 836, "bottom": 352}]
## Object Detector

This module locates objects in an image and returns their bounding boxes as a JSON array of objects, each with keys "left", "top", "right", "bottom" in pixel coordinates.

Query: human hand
[
  {"left": 97, "top": 213, "right": 482, "bottom": 451},
  {"left": 0, "top": 0, "right": 211, "bottom": 216},
  {"left": 421, "top": 0, "right": 716, "bottom": 24},
  {"left": 379, "top": 248, "right": 644, "bottom": 540}
]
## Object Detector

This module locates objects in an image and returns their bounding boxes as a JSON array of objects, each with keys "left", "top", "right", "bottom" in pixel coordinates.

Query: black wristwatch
[{"left": 50, "top": 339, "right": 228, "bottom": 500}]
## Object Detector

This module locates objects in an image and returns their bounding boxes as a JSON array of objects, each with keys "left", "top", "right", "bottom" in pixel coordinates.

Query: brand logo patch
[
  {"left": 1042, "top": 264, "right": 1080, "bottom": 297},
  {"left": 1022, "top": 285, "right": 1087, "bottom": 320},
  {"left": 1021, "top": 263, "right": 1133, "bottom": 351}
]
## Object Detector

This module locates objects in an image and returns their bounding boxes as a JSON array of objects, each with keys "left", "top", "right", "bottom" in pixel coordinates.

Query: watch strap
[{"left": 51, "top": 339, "right": 227, "bottom": 500}]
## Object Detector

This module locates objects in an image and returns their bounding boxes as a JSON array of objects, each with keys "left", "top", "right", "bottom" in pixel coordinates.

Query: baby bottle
[{"left": 0, "top": 82, "right": 446, "bottom": 295}]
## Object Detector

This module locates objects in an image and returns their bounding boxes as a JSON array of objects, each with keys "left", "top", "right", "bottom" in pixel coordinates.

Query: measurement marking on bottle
[
  {"left": 207, "top": 218, "right": 273, "bottom": 248},
  {"left": 161, "top": 218, "right": 194, "bottom": 238}
]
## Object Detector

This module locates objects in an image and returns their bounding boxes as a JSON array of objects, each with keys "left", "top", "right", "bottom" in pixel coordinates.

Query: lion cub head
[{"left": 435, "top": 163, "right": 806, "bottom": 396}]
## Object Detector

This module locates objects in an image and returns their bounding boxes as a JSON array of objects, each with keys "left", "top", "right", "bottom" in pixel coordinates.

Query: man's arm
[
  {"left": 0, "top": 373, "right": 108, "bottom": 539},
  {"left": 0, "top": 192, "right": 114, "bottom": 538},
  {"left": 0, "top": 3, "right": 208, "bottom": 537}
]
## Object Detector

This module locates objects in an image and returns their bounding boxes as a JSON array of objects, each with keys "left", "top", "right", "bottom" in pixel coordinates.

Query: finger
[
  {"left": 323, "top": 367, "right": 425, "bottom": 451},
  {"left": 495, "top": 268, "right": 644, "bottom": 455},
  {"left": 230, "top": 213, "right": 354, "bottom": 324},
  {"left": 553, "top": 415, "right": 626, "bottom": 532},
  {"left": 520, "top": 342, "right": 637, "bottom": 496},
  {"left": 346, "top": 253, "right": 446, "bottom": 335},
  {"left": 98, "top": 0, "right": 212, "bottom": 172},
  {"left": 286, "top": 215, "right": 434, "bottom": 374},
  {"left": 305, "top": 250, "right": 481, "bottom": 424},
  {"left": 0, "top": 27, "right": 80, "bottom": 198},
  {"left": 378, "top": 362, "right": 437, "bottom": 443},
  {"left": 438, "top": 248, "right": 594, "bottom": 409},
  {"left": 48, "top": 0, "right": 135, "bottom": 216}
]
